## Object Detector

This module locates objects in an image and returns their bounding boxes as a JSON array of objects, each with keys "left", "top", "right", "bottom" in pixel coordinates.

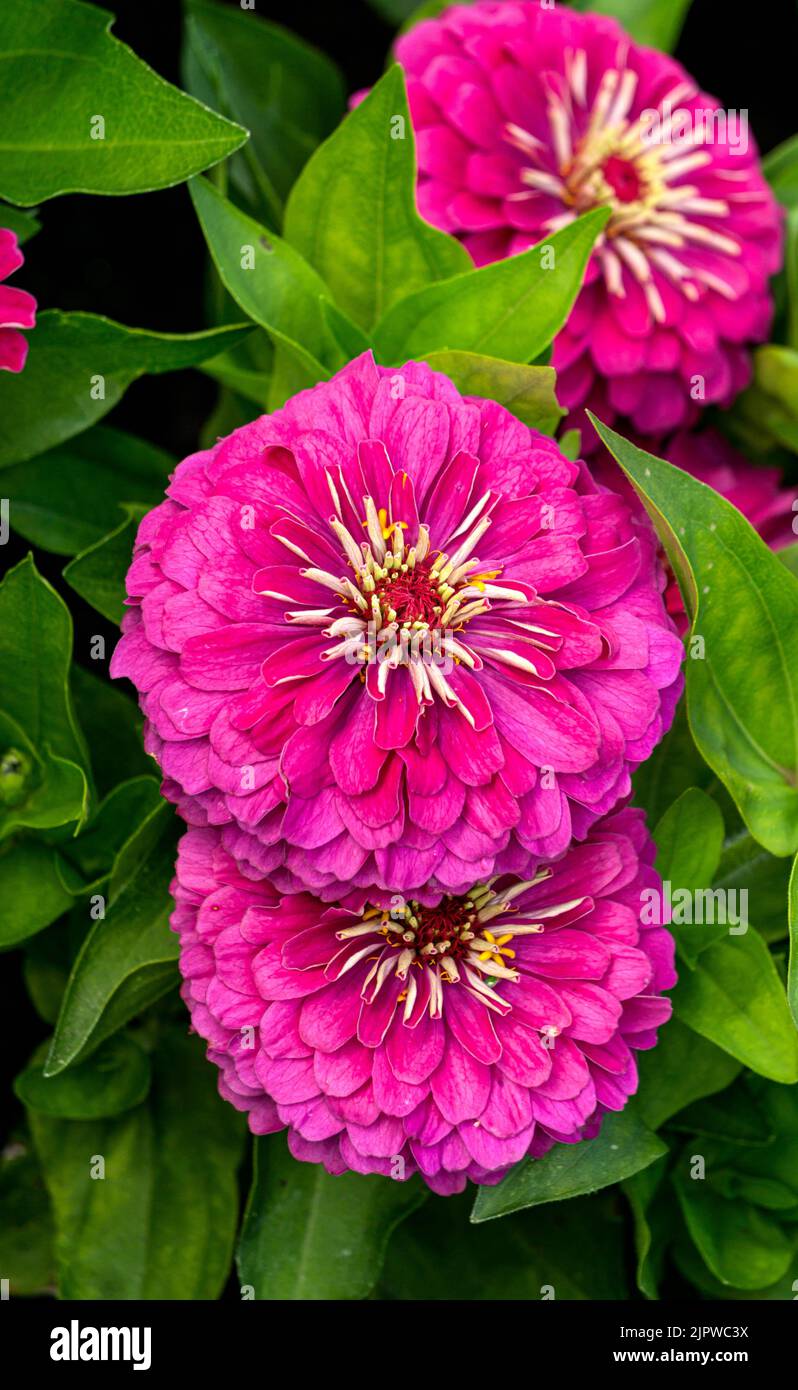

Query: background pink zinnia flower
[
  {"left": 0, "top": 229, "right": 36, "bottom": 372},
  {"left": 395, "top": 0, "right": 782, "bottom": 447},
  {"left": 112, "top": 353, "right": 683, "bottom": 902},
  {"left": 171, "top": 806, "right": 676, "bottom": 1194}
]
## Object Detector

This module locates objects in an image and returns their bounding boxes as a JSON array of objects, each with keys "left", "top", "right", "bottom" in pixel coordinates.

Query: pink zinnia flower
[
  {"left": 0, "top": 229, "right": 36, "bottom": 372},
  {"left": 112, "top": 353, "right": 682, "bottom": 900},
  {"left": 395, "top": 1, "right": 782, "bottom": 445},
  {"left": 171, "top": 806, "right": 675, "bottom": 1194}
]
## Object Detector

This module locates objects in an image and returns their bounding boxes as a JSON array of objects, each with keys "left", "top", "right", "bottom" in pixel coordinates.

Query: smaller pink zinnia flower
[
  {"left": 395, "top": 0, "right": 782, "bottom": 449},
  {"left": 171, "top": 805, "right": 675, "bottom": 1195},
  {"left": 0, "top": 229, "right": 36, "bottom": 372}
]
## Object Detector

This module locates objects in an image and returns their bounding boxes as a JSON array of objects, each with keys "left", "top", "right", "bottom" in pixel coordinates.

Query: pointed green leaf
[
  {"left": 422, "top": 350, "right": 563, "bottom": 434},
  {"left": 373, "top": 206, "right": 609, "bottom": 364},
  {"left": 471, "top": 1105, "right": 666, "bottom": 1221},
  {"left": 284, "top": 65, "right": 470, "bottom": 332},
  {"left": 593, "top": 417, "right": 798, "bottom": 857},
  {"left": 238, "top": 1134, "right": 426, "bottom": 1300},
  {"left": 0, "top": 0, "right": 246, "bottom": 204}
]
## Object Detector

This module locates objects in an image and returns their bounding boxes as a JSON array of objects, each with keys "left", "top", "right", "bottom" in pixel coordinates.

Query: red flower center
[
  {"left": 601, "top": 154, "right": 645, "bottom": 204},
  {"left": 372, "top": 558, "right": 444, "bottom": 628}
]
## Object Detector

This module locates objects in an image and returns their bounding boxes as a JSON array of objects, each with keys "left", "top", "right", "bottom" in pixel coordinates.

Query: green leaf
[
  {"left": 471, "top": 1105, "right": 667, "bottom": 1222},
  {"left": 0, "top": 203, "right": 40, "bottom": 243},
  {"left": 63, "top": 505, "right": 146, "bottom": 625},
  {"left": 237, "top": 1134, "right": 426, "bottom": 1299},
  {"left": 381, "top": 1190, "right": 629, "bottom": 1300},
  {"left": 422, "top": 350, "right": 563, "bottom": 435},
  {"left": 16, "top": 1033, "right": 151, "bottom": 1119},
  {"left": 789, "top": 853, "right": 798, "bottom": 1028},
  {"left": 0, "top": 839, "right": 73, "bottom": 948},
  {"left": 632, "top": 703, "right": 711, "bottom": 826},
  {"left": 569, "top": 0, "right": 693, "bottom": 51},
  {"left": 284, "top": 65, "right": 470, "bottom": 333},
  {"left": 0, "top": 1141, "right": 55, "bottom": 1295},
  {"left": 182, "top": 0, "right": 344, "bottom": 223},
  {"left": 0, "top": 311, "right": 252, "bottom": 469},
  {"left": 71, "top": 665, "right": 150, "bottom": 799},
  {"left": 635, "top": 1018, "right": 741, "bottom": 1131},
  {"left": 764, "top": 133, "right": 798, "bottom": 210},
  {"left": 674, "top": 1166, "right": 794, "bottom": 1289},
  {"left": 2, "top": 426, "right": 173, "bottom": 556},
  {"left": 673, "top": 928, "right": 798, "bottom": 1083},
  {"left": 653, "top": 788, "right": 727, "bottom": 965},
  {"left": 0, "top": 710, "right": 86, "bottom": 841},
  {"left": 714, "top": 826, "right": 791, "bottom": 944},
  {"left": 45, "top": 806, "right": 180, "bottom": 1074},
  {"left": 593, "top": 417, "right": 798, "bottom": 857},
  {"left": 0, "top": 556, "right": 89, "bottom": 786},
  {"left": 190, "top": 175, "right": 333, "bottom": 386},
  {"left": 670, "top": 1079, "right": 772, "bottom": 1147},
  {"left": 56, "top": 776, "right": 162, "bottom": 893},
  {"left": 0, "top": 0, "right": 246, "bottom": 205},
  {"left": 31, "top": 1029, "right": 244, "bottom": 1299},
  {"left": 373, "top": 207, "right": 609, "bottom": 365},
  {"left": 623, "top": 1155, "right": 670, "bottom": 1299}
]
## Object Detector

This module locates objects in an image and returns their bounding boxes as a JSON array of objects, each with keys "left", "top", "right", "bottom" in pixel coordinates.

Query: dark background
[{"left": 2, "top": 0, "right": 798, "bottom": 1189}]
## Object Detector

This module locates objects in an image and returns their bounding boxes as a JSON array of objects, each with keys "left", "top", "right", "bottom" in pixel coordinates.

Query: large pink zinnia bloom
[
  {"left": 112, "top": 353, "right": 682, "bottom": 901},
  {"left": 395, "top": 1, "right": 782, "bottom": 445},
  {"left": 0, "top": 229, "right": 36, "bottom": 372},
  {"left": 171, "top": 806, "right": 675, "bottom": 1194}
]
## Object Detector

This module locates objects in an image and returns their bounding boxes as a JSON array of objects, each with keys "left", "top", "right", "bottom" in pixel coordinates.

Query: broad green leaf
[
  {"left": 63, "top": 505, "right": 146, "bottom": 625},
  {"left": 471, "top": 1105, "right": 666, "bottom": 1221},
  {"left": 2, "top": 426, "right": 173, "bottom": 556},
  {"left": 182, "top": 0, "right": 344, "bottom": 224},
  {"left": 674, "top": 1168, "right": 793, "bottom": 1289},
  {"left": 764, "top": 133, "right": 798, "bottom": 210},
  {"left": 422, "top": 350, "right": 563, "bottom": 435},
  {"left": 675, "top": 1232, "right": 798, "bottom": 1301},
  {"left": 714, "top": 827, "right": 791, "bottom": 944},
  {"left": 107, "top": 797, "right": 174, "bottom": 906},
  {"left": 0, "top": 556, "right": 89, "bottom": 787},
  {"left": 0, "top": 708, "right": 85, "bottom": 840},
  {"left": 238, "top": 1134, "right": 425, "bottom": 1300},
  {"left": 0, "top": 311, "right": 252, "bottom": 469},
  {"left": 593, "top": 418, "right": 798, "bottom": 857},
  {"left": 635, "top": 1018, "right": 740, "bottom": 1131},
  {"left": 673, "top": 928, "right": 798, "bottom": 1083},
  {"left": 653, "top": 788, "right": 726, "bottom": 965},
  {"left": 381, "top": 1190, "right": 629, "bottom": 1300},
  {"left": 190, "top": 175, "right": 333, "bottom": 386},
  {"left": 0, "top": 204, "right": 40, "bottom": 243},
  {"left": 23, "top": 913, "right": 89, "bottom": 1025},
  {"left": 623, "top": 1155, "right": 670, "bottom": 1299},
  {"left": 0, "top": 839, "right": 73, "bottom": 948},
  {"left": 71, "top": 665, "right": 150, "bottom": 798},
  {"left": 570, "top": 0, "right": 693, "bottom": 51},
  {"left": 373, "top": 207, "right": 609, "bottom": 364},
  {"left": 0, "top": 1142, "right": 54, "bottom": 1295},
  {"left": 56, "top": 776, "right": 162, "bottom": 893},
  {"left": 199, "top": 351, "right": 269, "bottom": 407},
  {"left": 45, "top": 808, "right": 180, "bottom": 1074},
  {"left": 670, "top": 1079, "right": 772, "bottom": 1147},
  {"left": 16, "top": 1033, "right": 151, "bottom": 1119},
  {"left": 789, "top": 853, "right": 798, "bottom": 1027},
  {"left": 0, "top": 0, "right": 246, "bottom": 204},
  {"left": 31, "top": 1029, "right": 244, "bottom": 1299},
  {"left": 284, "top": 65, "right": 470, "bottom": 333}
]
